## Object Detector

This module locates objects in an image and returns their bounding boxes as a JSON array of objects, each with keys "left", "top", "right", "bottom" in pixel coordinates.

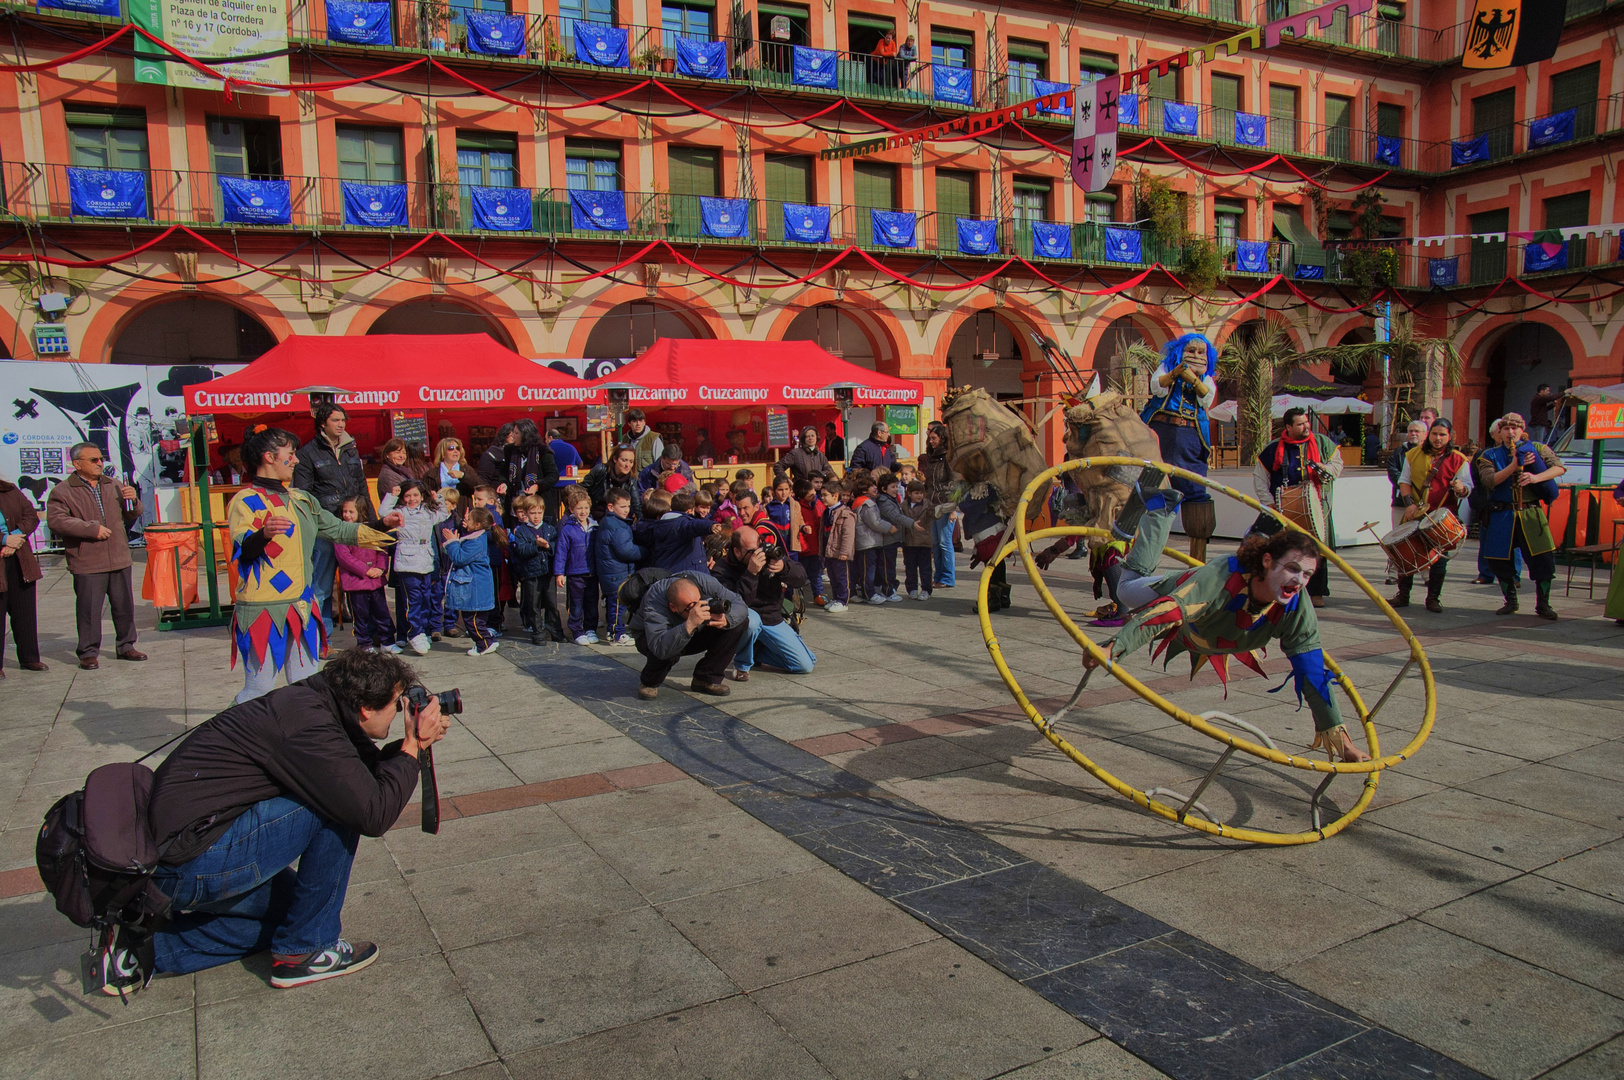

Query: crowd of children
[{"left": 330, "top": 457, "right": 963, "bottom": 660}]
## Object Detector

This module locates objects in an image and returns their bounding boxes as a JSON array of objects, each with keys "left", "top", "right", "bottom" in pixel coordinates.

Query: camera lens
[{"left": 437, "top": 689, "right": 463, "bottom": 715}]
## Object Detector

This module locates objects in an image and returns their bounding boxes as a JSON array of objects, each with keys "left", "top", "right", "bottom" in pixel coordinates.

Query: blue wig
[{"left": 1160, "top": 333, "right": 1218, "bottom": 380}]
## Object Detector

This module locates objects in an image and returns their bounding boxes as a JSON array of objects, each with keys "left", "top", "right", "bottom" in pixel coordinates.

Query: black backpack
[{"left": 619, "top": 566, "right": 672, "bottom": 628}]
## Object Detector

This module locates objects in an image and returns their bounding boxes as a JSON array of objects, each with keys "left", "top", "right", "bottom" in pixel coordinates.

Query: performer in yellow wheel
[{"left": 1087, "top": 490, "right": 1370, "bottom": 763}]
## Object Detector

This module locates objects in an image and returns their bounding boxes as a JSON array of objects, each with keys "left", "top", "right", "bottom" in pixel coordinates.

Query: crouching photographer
[
  {"left": 631, "top": 571, "right": 749, "bottom": 699},
  {"left": 712, "top": 525, "right": 815, "bottom": 679},
  {"left": 109, "top": 649, "right": 450, "bottom": 993}
]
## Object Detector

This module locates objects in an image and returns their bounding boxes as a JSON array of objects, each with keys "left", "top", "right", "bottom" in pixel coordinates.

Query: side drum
[
  {"left": 1380, "top": 520, "right": 1438, "bottom": 577},
  {"left": 1419, "top": 508, "right": 1466, "bottom": 554}
]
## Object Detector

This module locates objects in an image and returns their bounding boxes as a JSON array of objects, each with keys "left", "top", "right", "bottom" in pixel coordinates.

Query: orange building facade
[{"left": 0, "top": 0, "right": 1620, "bottom": 452}]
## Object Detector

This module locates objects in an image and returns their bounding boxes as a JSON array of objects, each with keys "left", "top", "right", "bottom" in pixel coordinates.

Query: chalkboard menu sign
[
  {"left": 765, "top": 406, "right": 792, "bottom": 449},
  {"left": 391, "top": 410, "right": 428, "bottom": 448}
]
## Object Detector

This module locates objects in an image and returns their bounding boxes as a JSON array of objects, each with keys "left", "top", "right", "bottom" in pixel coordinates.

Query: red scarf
[
  {"left": 1273, "top": 433, "right": 1322, "bottom": 486},
  {"left": 1424, "top": 447, "right": 1464, "bottom": 511}
]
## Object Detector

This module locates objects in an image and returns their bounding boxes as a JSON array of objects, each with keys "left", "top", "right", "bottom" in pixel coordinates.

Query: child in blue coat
[
  {"left": 445, "top": 506, "right": 499, "bottom": 656},
  {"left": 592, "top": 487, "right": 645, "bottom": 646},
  {"left": 510, "top": 494, "right": 560, "bottom": 645},
  {"left": 553, "top": 487, "right": 599, "bottom": 644}
]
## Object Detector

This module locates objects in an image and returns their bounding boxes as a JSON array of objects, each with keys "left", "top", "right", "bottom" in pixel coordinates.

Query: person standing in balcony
[
  {"left": 870, "top": 31, "right": 898, "bottom": 88},
  {"left": 896, "top": 35, "right": 918, "bottom": 87}
]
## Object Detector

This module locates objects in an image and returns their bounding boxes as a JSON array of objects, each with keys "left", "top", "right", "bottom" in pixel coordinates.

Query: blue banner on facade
[
  {"left": 700, "top": 196, "right": 749, "bottom": 238},
  {"left": 38, "top": 0, "right": 121, "bottom": 16},
  {"left": 1374, "top": 135, "right": 1402, "bottom": 167},
  {"left": 220, "top": 177, "right": 292, "bottom": 225},
  {"left": 1235, "top": 112, "right": 1267, "bottom": 147},
  {"left": 67, "top": 168, "right": 146, "bottom": 219},
  {"left": 675, "top": 38, "right": 727, "bottom": 78},
  {"left": 470, "top": 186, "right": 533, "bottom": 231},
  {"left": 1235, "top": 240, "right": 1270, "bottom": 274},
  {"left": 1529, "top": 108, "right": 1575, "bottom": 148},
  {"left": 783, "top": 203, "right": 830, "bottom": 243},
  {"left": 1162, "top": 101, "right": 1198, "bottom": 136},
  {"left": 569, "top": 189, "right": 628, "bottom": 231},
  {"left": 871, "top": 210, "right": 916, "bottom": 249},
  {"left": 1451, "top": 134, "right": 1490, "bottom": 167},
  {"left": 466, "top": 12, "right": 525, "bottom": 56},
  {"left": 956, "top": 218, "right": 997, "bottom": 255},
  {"left": 1428, "top": 256, "right": 1458, "bottom": 287},
  {"left": 1034, "top": 79, "right": 1071, "bottom": 116},
  {"left": 1524, "top": 241, "right": 1567, "bottom": 274},
  {"left": 792, "top": 46, "right": 836, "bottom": 88},
  {"left": 325, "top": 0, "right": 392, "bottom": 45},
  {"left": 1118, "top": 93, "right": 1139, "bottom": 127},
  {"left": 1104, "top": 227, "right": 1141, "bottom": 264},
  {"left": 1031, "top": 221, "right": 1071, "bottom": 259},
  {"left": 933, "top": 64, "right": 972, "bottom": 105},
  {"left": 342, "top": 181, "right": 408, "bottom": 228},
  {"left": 1294, "top": 263, "right": 1326, "bottom": 280},
  {"left": 573, "top": 23, "right": 629, "bottom": 67}
]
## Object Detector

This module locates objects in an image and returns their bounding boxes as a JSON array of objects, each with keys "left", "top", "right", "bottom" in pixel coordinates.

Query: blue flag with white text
[
  {"left": 569, "top": 190, "right": 628, "bottom": 231},
  {"left": 220, "top": 177, "right": 292, "bottom": 225},
  {"left": 1235, "top": 240, "right": 1270, "bottom": 274},
  {"left": 1374, "top": 135, "right": 1401, "bottom": 166},
  {"left": 574, "top": 23, "right": 628, "bottom": 67},
  {"left": 700, "top": 197, "right": 749, "bottom": 239},
  {"left": 1034, "top": 79, "right": 1071, "bottom": 116},
  {"left": 1163, "top": 101, "right": 1198, "bottom": 136},
  {"left": 1524, "top": 241, "right": 1567, "bottom": 274},
  {"left": 872, "top": 210, "right": 916, "bottom": 249},
  {"left": 933, "top": 64, "right": 972, "bottom": 105},
  {"left": 467, "top": 12, "right": 525, "bottom": 56},
  {"left": 470, "top": 186, "right": 533, "bottom": 231},
  {"left": 792, "top": 46, "right": 836, "bottom": 88},
  {"left": 1451, "top": 134, "right": 1490, "bottom": 167},
  {"left": 675, "top": 38, "right": 727, "bottom": 78},
  {"left": 1235, "top": 112, "right": 1267, "bottom": 147},
  {"left": 1032, "top": 221, "right": 1072, "bottom": 259},
  {"left": 342, "top": 182, "right": 408, "bottom": 228},
  {"left": 1104, "top": 227, "right": 1141, "bottom": 264},
  {"left": 68, "top": 168, "right": 146, "bottom": 219},
  {"left": 325, "top": 0, "right": 392, "bottom": 44},
  {"left": 783, "top": 203, "right": 831, "bottom": 243},
  {"left": 39, "top": 0, "right": 120, "bottom": 15},
  {"left": 1428, "top": 256, "right": 1458, "bottom": 287},
  {"left": 1119, "top": 93, "right": 1139, "bottom": 127},
  {"left": 957, "top": 218, "right": 998, "bottom": 255},
  {"left": 1529, "top": 108, "right": 1575, "bottom": 148}
]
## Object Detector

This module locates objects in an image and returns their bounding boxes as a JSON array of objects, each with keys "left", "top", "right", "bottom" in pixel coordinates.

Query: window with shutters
[
  {"left": 1007, "top": 39, "right": 1046, "bottom": 100},
  {"left": 1012, "top": 178, "right": 1049, "bottom": 224},
  {"left": 1377, "top": 2, "right": 1405, "bottom": 53},
  {"left": 208, "top": 118, "right": 282, "bottom": 180},
  {"left": 564, "top": 139, "right": 621, "bottom": 191},
  {"left": 1269, "top": 84, "right": 1299, "bottom": 153},
  {"left": 764, "top": 153, "right": 814, "bottom": 241},
  {"left": 1214, "top": 198, "right": 1245, "bottom": 247},
  {"left": 1550, "top": 63, "right": 1600, "bottom": 139},
  {"left": 1079, "top": 50, "right": 1117, "bottom": 84},
  {"left": 67, "top": 107, "right": 150, "bottom": 171},
  {"left": 931, "top": 27, "right": 973, "bottom": 68},
  {"left": 1376, "top": 102, "right": 1403, "bottom": 138},
  {"left": 1212, "top": 74, "right": 1241, "bottom": 144},
  {"left": 1469, "top": 208, "right": 1510, "bottom": 284},
  {"left": 457, "top": 131, "right": 517, "bottom": 188},
  {"left": 668, "top": 146, "right": 720, "bottom": 196},
  {"left": 662, "top": 0, "right": 713, "bottom": 46},
  {"left": 336, "top": 125, "right": 404, "bottom": 183},
  {"left": 853, "top": 161, "right": 897, "bottom": 210},
  {"left": 1545, "top": 191, "right": 1591, "bottom": 268},
  {"left": 1472, "top": 89, "right": 1514, "bottom": 160},
  {"left": 935, "top": 169, "right": 975, "bottom": 220},
  {"left": 1324, "top": 94, "right": 1353, "bottom": 159}
]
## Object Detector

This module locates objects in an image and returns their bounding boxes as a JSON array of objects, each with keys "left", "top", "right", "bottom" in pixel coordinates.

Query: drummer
[
  {"left": 1251, "top": 408, "right": 1342, "bottom": 608},
  {"left": 1391, "top": 418, "right": 1472, "bottom": 613},
  {"left": 1088, "top": 490, "right": 1369, "bottom": 763}
]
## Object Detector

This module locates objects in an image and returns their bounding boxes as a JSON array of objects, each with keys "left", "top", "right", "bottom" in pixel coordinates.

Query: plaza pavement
[{"left": 2, "top": 545, "right": 1622, "bottom": 1080}]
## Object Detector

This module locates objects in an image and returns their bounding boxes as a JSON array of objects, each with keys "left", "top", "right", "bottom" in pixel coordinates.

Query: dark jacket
[
  {"left": 46, "top": 472, "right": 140, "bottom": 575},
  {"left": 376, "top": 461, "right": 415, "bottom": 500},
  {"left": 1385, "top": 444, "right": 1411, "bottom": 508},
  {"left": 510, "top": 520, "right": 556, "bottom": 579},
  {"left": 554, "top": 516, "right": 596, "bottom": 577},
  {"left": 0, "top": 479, "right": 44, "bottom": 590},
  {"left": 776, "top": 443, "right": 834, "bottom": 482},
  {"left": 594, "top": 513, "right": 644, "bottom": 581},
  {"left": 583, "top": 461, "right": 641, "bottom": 517},
  {"left": 293, "top": 433, "right": 372, "bottom": 518},
  {"left": 631, "top": 572, "right": 747, "bottom": 659},
  {"left": 849, "top": 437, "right": 899, "bottom": 473},
  {"left": 149, "top": 672, "right": 420, "bottom": 865},
  {"left": 478, "top": 443, "right": 560, "bottom": 520},
  {"left": 635, "top": 513, "right": 715, "bottom": 574},
  {"left": 636, "top": 459, "right": 696, "bottom": 502},
  {"left": 712, "top": 551, "right": 808, "bottom": 627}
]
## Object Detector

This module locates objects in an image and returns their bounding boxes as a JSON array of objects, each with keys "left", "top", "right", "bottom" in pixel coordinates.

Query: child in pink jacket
[{"left": 334, "top": 496, "right": 393, "bottom": 651}]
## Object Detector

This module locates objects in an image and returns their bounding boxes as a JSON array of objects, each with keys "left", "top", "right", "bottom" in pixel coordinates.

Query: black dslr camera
[
  {"left": 759, "top": 540, "right": 784, "bottom": 564},
  {"left": 402, "top": 686, "right": 461, "bottom": 834},
  {"left": 709, "top": 597, "right": 732, "bottom": 616}
]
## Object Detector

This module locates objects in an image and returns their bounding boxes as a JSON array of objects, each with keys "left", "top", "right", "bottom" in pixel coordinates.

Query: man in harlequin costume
[
  {"left": 228, "top": 426, "right": 400, "bottom": 704},
  {"left": 1088, "top": 491, "right": 1369, "bottom": 763},
  {"left": 1140, "top": 333, "right": 1219, "bottom": 562}
]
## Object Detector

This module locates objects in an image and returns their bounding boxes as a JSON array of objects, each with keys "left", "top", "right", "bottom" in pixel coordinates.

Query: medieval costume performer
[
  {"left": 1474, "top": 412, "right": 1564, "bottom": 619},
  {"left": 1252, "top": 407, "right": 1341, "bottom": 607},
  {"left": 1392, "top": 418, "right": 1472, "bottom": 612},
  {"left": 1141, "top": 334, "right": 1219, "bottom": 561},
  {"left": 228, "top": 427, "right": 397, "bottom": 704},
  {"left": 1094, "top": 493, "right": 1368, "bottom": 762}
]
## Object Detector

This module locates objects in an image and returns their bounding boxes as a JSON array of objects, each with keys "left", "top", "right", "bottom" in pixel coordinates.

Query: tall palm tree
[{"left": 1219, "top": 322, "right": 1304, "bottom": 465}]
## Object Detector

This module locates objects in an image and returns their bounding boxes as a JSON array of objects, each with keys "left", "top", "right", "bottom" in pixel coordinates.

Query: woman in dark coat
[
  {"left": 0, "top": 476, "right": 46, "bottom": 676},
  {"left": 919, "top": 421, "right": 961, "bottom": 589},
  {"left": 479, "top": 419, "right": 560, "bottom": 524},
  {"left": 776, "top": 426, "right": 835, "bottom": 483}
]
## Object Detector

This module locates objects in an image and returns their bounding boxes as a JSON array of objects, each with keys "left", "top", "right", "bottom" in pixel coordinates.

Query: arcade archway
[
  {"left": 1482, "top": 323, "right": 1572, "bottom": 430},
  {"left": 1090, "top": 315, "right": 1158, "bottom": 399},
  {"left": 110, "top": 297, "right": 276, "bottom": 365},
  {"left": 946, "top": 310, "right": 1027, "bottom": 398},
  {"left": 366, "top": 299, "right": 513, "bottom": 347},
  {"left": 781, "top": 305, "right": 877, "bottom": 369},
  {"left": 581, "top": 301, "right": 710, "bottom": 361}
]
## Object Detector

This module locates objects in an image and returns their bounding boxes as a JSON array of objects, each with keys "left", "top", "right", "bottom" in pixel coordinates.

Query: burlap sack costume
[
  {"left": 941, "top": 388, "right": 1051, "bottom": 524},
  {"left": 1062, "top": 391, "right": 1165, "bottom": 543}
]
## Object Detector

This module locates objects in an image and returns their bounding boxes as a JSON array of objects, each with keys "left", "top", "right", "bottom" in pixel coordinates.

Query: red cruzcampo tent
[
  {"left": 587, "top": 339, "right": 922, "bottom": 407},
  {"left": 184, "top": 334, "right": 602, "bottom": 414}
]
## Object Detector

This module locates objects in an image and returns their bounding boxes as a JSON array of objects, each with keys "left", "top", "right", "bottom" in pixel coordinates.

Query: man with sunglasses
[{"left": 46, "top": 442, "right": 146, "bottom": 669}]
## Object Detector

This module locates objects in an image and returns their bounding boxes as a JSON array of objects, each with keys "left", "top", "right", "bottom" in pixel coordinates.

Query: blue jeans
[
  {"left": 310, "top": 538, "right": 337, "bottom": 636},
  {"left": 932, "top": 515, "right": 957, "bottom": 587},
  {"left": 734, "top": 607, "right": 816, "bottom": 673},
  {"left": 151, "top": 796, "right": 359, "bottom": 975}
]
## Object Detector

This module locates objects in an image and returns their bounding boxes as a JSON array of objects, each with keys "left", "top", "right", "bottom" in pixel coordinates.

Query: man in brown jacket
[
  {"left": 46, "top": 442, "right": 146, "bottom": 669},
  {"left": 0, "top": 475, "right": 47, "bottom": 676}
]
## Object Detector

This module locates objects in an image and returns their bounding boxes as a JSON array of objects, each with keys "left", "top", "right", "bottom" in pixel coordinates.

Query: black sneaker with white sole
[{"left": 270, "top": 939, "right": 379, "bottom": 989}]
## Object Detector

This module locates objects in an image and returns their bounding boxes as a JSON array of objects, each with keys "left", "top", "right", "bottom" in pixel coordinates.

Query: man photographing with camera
[
  {"left": 105, "top": 649, "right": 451, "bottom": 994},
  {"left": 632, "top": 573, "right": 748, "bottom": 700},
  {"left": 712, "top": 525, "right": 815, "bottom": 679}
]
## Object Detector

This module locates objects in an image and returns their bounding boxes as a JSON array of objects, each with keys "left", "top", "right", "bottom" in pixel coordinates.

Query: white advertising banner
[{"left": 130, "top": 0, "right": 290, "bottom": 94}]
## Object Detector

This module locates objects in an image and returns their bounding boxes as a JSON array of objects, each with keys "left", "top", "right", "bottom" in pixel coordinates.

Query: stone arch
[
  {"left": 578, "top": 299, "right": 714, "bottom": 362},
  {"left": 109, "top": 295, "right": 278, "bottom": 366},
  {"left": 364, "top": 297, "right": 516, "bottom": 349}
]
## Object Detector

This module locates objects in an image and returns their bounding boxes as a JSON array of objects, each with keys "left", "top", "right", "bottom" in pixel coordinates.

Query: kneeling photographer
[
  {"left": 712, "top": 525, "right": 815, "bottom": 679},
  {"left": 631, "top": 572, "right": 748, "bottom": 699},
  {"left": 118, "top": 649, "right": 450, "bottom": 992}
]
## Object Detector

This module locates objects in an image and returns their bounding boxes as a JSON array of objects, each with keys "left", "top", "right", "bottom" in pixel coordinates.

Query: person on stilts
[{"left": 1140, "top": 334, "right": 1219, "bottom": 563}]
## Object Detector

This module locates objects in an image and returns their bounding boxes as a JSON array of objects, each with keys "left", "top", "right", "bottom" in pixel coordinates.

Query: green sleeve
[{"left": 305, "top": 495, "right": 361, "bottom": 545}]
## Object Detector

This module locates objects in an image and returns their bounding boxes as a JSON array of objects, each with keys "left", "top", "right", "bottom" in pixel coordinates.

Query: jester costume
[
  {"left": 1106, "top": 501, "right": 1346, "bottom": 744},
  {"left": 1141, "top": 333, "right": 1218, "bottom": 560},
  {"left": 1252, "top": 429, "right": 1341, "bottom": 599},
  {"left": 227, "top": 477, "right": 392, "bottom": 703}
]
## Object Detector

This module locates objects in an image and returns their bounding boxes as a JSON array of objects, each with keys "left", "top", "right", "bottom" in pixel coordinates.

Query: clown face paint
[{"left": 1259, "top": 549, "right": 1318, "bottom": 605}]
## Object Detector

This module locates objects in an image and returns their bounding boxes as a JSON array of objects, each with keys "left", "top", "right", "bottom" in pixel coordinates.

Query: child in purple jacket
[
  {"left": 333, "top": 496, "right": 393, "bottom": 651},
  {"left": 553, "top": 487, "right": 599, "bottom": 644}
]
